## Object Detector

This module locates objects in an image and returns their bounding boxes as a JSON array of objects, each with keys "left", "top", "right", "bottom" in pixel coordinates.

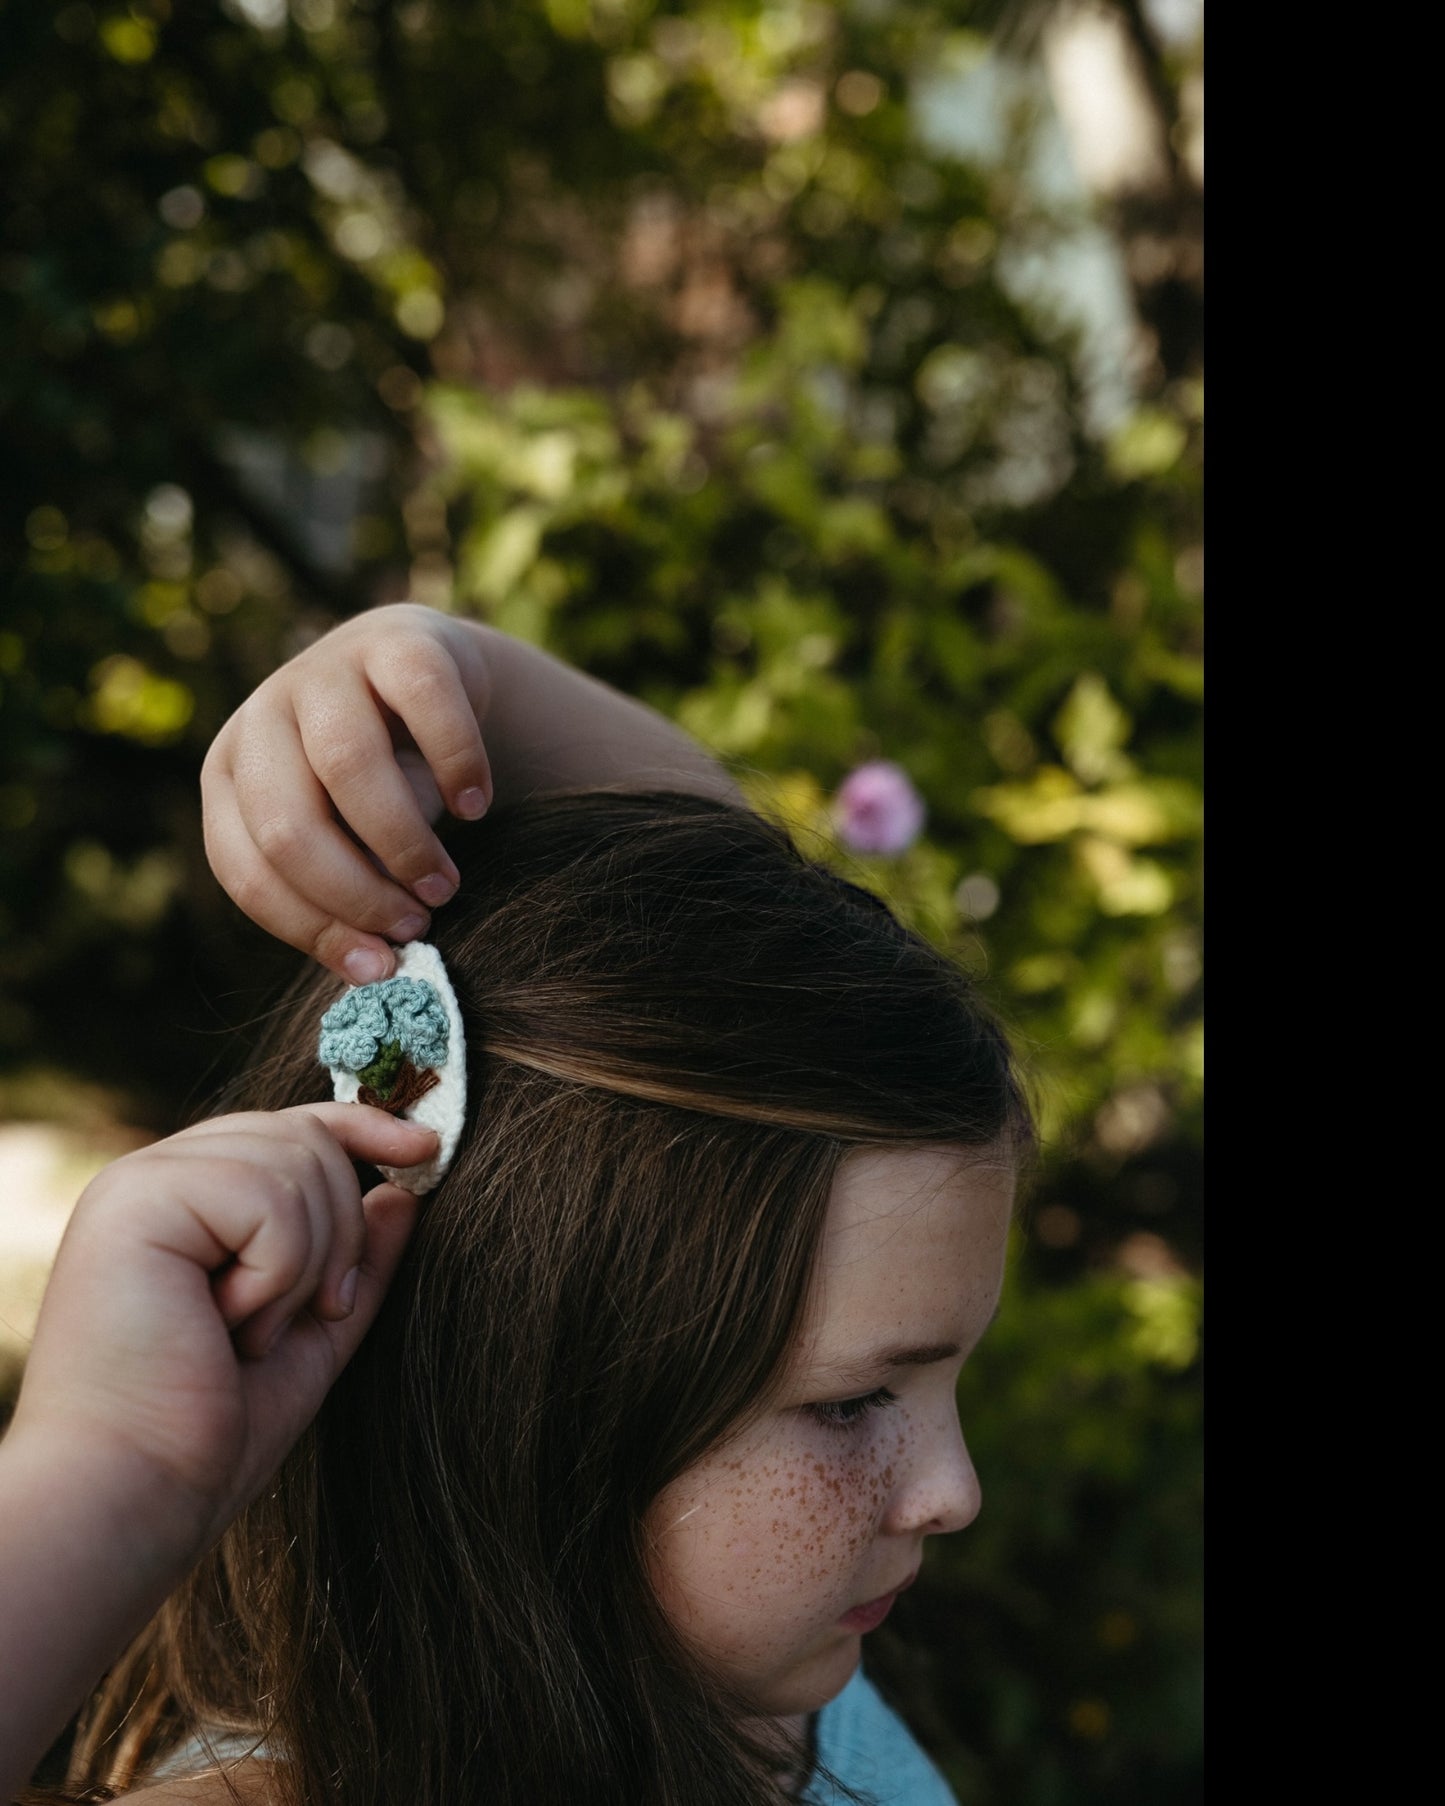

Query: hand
[
  {"left": 7, "top": 1104, "right": 435, "bottom": 1564},
  {"left": 202, "top": 604, "right": 495, "bottom": 982}
]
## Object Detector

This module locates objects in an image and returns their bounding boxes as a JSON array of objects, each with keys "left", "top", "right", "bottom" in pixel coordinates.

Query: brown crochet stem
[{"left": 359, "top": 1060, "right": 440, "bottom": 1116}]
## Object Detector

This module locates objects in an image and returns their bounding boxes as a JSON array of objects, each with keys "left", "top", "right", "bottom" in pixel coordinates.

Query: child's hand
[
  {"left": 7, "top": 1104, "right": 435, "bottom": 1565},
  {"left": 201, "top": 604, "right": 495, "bottom": 983}
]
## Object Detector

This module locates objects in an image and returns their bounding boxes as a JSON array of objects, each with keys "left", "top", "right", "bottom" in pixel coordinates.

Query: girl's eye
[{"left": 806, "top": 1387, "right": 897, "bottom": 1431}]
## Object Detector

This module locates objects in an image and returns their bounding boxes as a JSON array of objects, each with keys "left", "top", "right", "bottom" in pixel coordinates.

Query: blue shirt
[{"left": 805, "top": 1666, "right": 960, "bottom": 1805}]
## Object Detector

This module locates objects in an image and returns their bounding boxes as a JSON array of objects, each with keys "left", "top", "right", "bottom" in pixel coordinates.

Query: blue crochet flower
[{"left": 319, "top": 977, "right": 449, "bottom": 1073}]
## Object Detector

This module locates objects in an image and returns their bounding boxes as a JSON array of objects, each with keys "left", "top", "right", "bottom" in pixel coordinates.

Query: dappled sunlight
[
  {"left": 0, "top": 1120, "right": 153, "bottom": 1384},
  {"left": 4, "top": 1, "right": 1200, "bottom": 1794}
]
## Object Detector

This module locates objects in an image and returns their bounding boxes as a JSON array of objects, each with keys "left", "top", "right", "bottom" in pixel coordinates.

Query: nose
[{"left": 879, "top": 1403, "right": 981, "bottom": 1538}]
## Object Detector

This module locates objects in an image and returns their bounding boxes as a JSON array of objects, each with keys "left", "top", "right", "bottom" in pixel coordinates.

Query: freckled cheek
[
  {"left": 651, "top": 1422, "right": 914, "bottom": 1630},
  {"left": 733, "top": 1435, "right": 898, "bottom": 1598},
  {"left": 787, "top": 1410, "right": 921, "bottom": 1586}
]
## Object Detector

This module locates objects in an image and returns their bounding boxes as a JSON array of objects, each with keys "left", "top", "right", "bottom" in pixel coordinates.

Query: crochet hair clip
[{"left": 317, "top": 941, "right": 467, "bottom": 1196}]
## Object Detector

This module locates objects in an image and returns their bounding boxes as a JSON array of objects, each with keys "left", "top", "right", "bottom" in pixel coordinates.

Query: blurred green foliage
[{"left": 1, "top": 2, "right": 1201, "bottom": 1800}]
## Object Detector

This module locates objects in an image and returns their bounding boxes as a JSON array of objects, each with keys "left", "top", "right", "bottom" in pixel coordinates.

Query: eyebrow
[
  {"left": 810, "top": 1299, "right": 1005, "bottom": 1391},
  {"left": 808, "top": 1342, "right": 962, "bottom": 1393}
]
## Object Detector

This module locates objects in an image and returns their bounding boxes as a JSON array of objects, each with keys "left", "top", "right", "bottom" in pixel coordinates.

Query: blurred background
[{"left": 0, "top": 1, "right": 1201, "bottom": 1800}]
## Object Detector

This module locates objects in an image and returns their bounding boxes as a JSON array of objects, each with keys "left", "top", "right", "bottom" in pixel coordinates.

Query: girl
[{"left": 2, "top": 607, "right": 1029, "bottom": 1805}]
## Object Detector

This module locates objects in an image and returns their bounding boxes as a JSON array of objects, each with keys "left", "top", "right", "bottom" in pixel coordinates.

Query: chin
[{"left": 755, "top": 1633, "right": 862, "bottom": 1718}]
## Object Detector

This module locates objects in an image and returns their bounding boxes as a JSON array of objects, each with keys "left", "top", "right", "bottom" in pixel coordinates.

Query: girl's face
[{"left": 645, "top": 1143, "right": 1013, "bottom": 1719}]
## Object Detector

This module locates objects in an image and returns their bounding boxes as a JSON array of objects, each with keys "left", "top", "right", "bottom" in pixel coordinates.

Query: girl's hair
[{"left": 52, "top": 792, "right": 1030, "bottom": 1806}]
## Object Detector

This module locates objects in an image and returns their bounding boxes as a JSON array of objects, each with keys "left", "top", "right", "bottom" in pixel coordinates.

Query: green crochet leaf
[{"left": 356, "top": 1039, "right": 405, "bottom": 1098}]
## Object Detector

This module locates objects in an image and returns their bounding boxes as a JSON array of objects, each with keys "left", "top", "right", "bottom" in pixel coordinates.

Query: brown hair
[{"left": 48, "top": 791, "right": 1029, "bottom": 1805}]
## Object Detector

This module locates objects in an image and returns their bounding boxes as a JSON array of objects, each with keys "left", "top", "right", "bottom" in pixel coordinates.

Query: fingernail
[
  {"left": 344, "top": 947, "right": 390, "bottom": 985},
  {"left": 263, "top": 1318, "right": 289, "bottom": 1355},
  {"left": 414, "top": 871, "right": 456, "bottom": 907},
  {"left": 390, "top": 912, "right": 429, "bottom": 943},
  {"left": 337, "top": 1267, "right": 360, "bottom": 1315},
  {"left": 456, "top": 787, "right": 489, "bottom": 820}
]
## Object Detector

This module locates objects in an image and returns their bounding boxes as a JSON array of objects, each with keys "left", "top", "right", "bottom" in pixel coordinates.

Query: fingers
[
  {"left": 224, "top": 1157, "right": 338, "bottom": 1360},
  {"left": 241, "top": 1180, "right": 421, "bottom": 1440},
  {"left": 237, "top": 1171, "right": 422, "bottom": 1370},
  {"left": 258, "top": 1110, "right": 435, "bottom": 1348},
  {"left": 180, "top": 1103, "right": 436, "bottom": 1171},
  {"left": 202, "top": 615, "right": 497, "bottom": 976},
  {"left": 294, "top": 1102, "right": 439, "bottom": 1172},
  {"left": 18, "top": 1102, "right": 433, "bottom": 1547},
  {"left": 206, "top": 692, "right": 467, "bottom": 980},
  {"left": 361, "top": 638, "right": 494, "bottom": 825},
  {"left": 204, "top": 727, "right": 409, "bottom": 977},
  {"left": 290, "top": 663, "right": 465, "bottom": 904},
  {"left": 175, "top": 1108, "right": 436, "bottom": 1357},
  {"left": 314, "top": 1181, "right": 421, "bottom": 1367},
  {"left": 204, "top": 765, "right": 408, "bottom": 984},
  {"left": 232, "top": 717, "right": 437, "bottom": 935}
]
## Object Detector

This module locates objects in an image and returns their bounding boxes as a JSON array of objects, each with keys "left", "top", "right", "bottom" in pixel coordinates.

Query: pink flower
[{"left": 833, "top": 760, "right": 926, "bottom": 854}]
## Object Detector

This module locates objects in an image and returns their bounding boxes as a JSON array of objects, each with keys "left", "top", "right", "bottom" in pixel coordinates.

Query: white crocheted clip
[{"left": 318, "top": 941, "right": 467, "bottom": 1196}]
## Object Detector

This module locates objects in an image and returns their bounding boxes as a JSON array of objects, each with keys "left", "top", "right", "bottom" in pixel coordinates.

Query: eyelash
[{"left": 806, "top": 1387, "right": 897, "bottom": 1431}]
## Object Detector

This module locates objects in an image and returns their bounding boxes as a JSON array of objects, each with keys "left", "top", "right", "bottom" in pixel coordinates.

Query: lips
[{"left": 838, "top": 1569, "right": 918, "bottom": 1634}]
